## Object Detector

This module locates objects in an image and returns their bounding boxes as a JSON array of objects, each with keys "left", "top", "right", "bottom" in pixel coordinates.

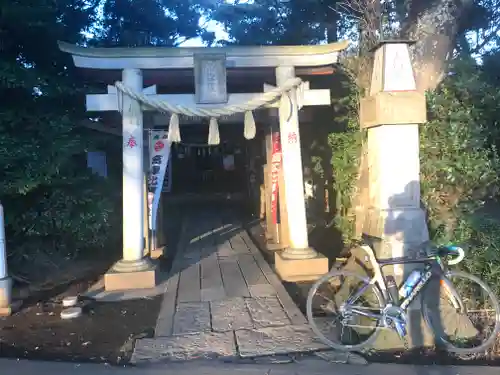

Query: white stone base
[
  {"left": 275, "top": 252, "right": 328, "bottom": 282},
  {"left": 104, "top": 260, "right": 159, "bottom": 291},
  {"left": 0, "top": 277, "right": 12, "bottom": 316}
]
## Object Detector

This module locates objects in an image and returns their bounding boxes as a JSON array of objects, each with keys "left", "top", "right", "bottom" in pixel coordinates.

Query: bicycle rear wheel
[
  {"left": 306, "top": 270, "right": 385, "bottom": 351},
  {"left": 422, "top": 270, "right": 500, "bottom": 354}
]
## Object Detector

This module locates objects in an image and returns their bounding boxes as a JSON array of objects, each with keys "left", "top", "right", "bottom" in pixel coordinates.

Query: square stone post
[
  {"left": 359, "top": 41, "right": 429, "bottom": 273},
  {"left": 273, "top": 66, "right": 328, "bottom": 281},
  {"left": 359, "top": 41, "right": 431, "bottom": 348},
  {"left": 104, "top": 68, "right": 158, "bottom": 291}
]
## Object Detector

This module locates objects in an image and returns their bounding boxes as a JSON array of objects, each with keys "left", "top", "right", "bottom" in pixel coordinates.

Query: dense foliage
[
  {"left": 0, "top": 0, "right": 113, "bottom": 277},
  {"left": 95, "top": 0, "right": 206, "bottom": 47},
  {"left": 0, "top": 0, "right": 210, "bottom": 279},
  {"left": 421, "top": 60, "right": 500, "bottom": 294}
]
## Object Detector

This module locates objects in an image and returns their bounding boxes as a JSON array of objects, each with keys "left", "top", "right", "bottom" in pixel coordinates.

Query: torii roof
[
  {"left": 58, "top": 40, "right": 348, "bottom": 69},
  {"left": 58, "top": 41, "right": 349, "bottom": 88}
]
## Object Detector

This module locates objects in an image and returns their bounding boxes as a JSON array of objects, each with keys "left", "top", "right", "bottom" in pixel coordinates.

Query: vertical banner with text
[
  {"left": 270, "top": 132, "right": 282, "bottom": 224},
  {"left": 148, "top": 130, "right": 172, "bottom": 237}
]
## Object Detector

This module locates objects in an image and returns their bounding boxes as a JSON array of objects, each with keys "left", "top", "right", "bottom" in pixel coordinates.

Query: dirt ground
[
  {"left": 0, "top": 274, "right": 162, "bottom": 365},
  {"left": 0, "top": 202, "right": 185, "bottom": 365}
]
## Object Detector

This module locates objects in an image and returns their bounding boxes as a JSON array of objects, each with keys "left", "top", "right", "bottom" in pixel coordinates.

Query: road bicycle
[{"left": 306, "top": 244, "right": 500, "bottom": 353}]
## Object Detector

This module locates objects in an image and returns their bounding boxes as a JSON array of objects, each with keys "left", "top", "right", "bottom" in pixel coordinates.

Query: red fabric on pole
[{"left": 270, "top": 132, "right": 282, "bottom": 224}]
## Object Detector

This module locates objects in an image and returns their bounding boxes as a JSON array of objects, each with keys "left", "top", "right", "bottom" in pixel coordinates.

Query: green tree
[
  {"left": 208, "top": 0, "right": 350, "bottom": 45},
  {"left": 0, "top": 0, "right": 122, "bottom": 273},
  {"left": 96, "top": 0, "right": 206, "bottom": 46}
]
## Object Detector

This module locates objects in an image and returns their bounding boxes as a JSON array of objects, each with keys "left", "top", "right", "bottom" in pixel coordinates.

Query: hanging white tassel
[
  {"left": 208, "top": 117, "right": 220, "bottom": 145},
  {"left": 167, "top": 113, "right": 181, "bottom": 143},
  {"left": 243, "top": 111, "right": 256, "bottom": 140}
]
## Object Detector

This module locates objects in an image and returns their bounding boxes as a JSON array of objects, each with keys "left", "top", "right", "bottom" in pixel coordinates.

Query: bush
[
  {"left": 419, "top": 61, "right": 500, "bottom": 291},
  {"left": 327, "top": 72, "right": 362, "bottom": 242},
  {"left": 421, "top": 61, "right": 500, "bottom": 243},
  {"left": 2, "top": 157, "right": 121, "bottom": 279}
]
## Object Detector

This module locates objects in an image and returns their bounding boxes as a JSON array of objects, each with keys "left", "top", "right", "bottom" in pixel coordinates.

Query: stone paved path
[{"left": 131, "top": 209, "right": 330, "bottom": 364}]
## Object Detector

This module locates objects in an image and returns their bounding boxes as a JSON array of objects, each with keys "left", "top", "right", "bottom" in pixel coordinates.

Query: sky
[
  {"left": 86, "top": 0, "right": 232, "bottom": 46},
  {"left": 179, "top": 17, "right": 229, "bottom": 47},
  {"left": 178, "top": 0, "right": 255, "bottom": 46}
]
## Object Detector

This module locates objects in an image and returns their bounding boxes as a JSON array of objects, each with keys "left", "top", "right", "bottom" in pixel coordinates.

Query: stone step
[
  {"left": 235, "top": 324, "right": 329, "bottom": 358},
  {"left": 132, "top": 324, "right": 330, "bottom": 364},
  {"left": 131, "top": 331, "right": 237, "bottom": 364}
]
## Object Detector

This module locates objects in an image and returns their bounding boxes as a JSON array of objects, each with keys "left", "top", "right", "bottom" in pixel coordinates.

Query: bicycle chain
[{"left": 402, "top": 336, "right": 410, "bottom": 351}]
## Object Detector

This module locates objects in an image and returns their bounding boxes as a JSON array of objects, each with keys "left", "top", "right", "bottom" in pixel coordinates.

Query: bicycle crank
[{"left": 382, "top": 304, "right": 408, "bottom": 338}]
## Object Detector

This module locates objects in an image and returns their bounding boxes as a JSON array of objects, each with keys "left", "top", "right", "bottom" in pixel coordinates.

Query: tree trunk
[
  {"left": 358, "top": 0, "right": 382, "bottom": 56},
  {"left": 402, "top": 0, "right": 472, "bottom": 92}
]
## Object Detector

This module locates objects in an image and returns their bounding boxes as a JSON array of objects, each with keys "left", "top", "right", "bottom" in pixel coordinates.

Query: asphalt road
[{"left": 1, "top": 358, "right": 498, "bottom": 375}]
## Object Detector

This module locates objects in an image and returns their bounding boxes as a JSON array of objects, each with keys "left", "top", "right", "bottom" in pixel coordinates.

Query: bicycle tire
[
  {"left": 306, "top": 270, "right": 385, "bottom": 351},
  {"left": 421, "top": 270, "right": 500, "bottom": 354}
]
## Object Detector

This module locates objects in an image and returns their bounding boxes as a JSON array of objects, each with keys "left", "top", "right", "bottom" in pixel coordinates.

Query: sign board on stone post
[{"left": 194, "top": 53, "right": 228, "bottom": 104}]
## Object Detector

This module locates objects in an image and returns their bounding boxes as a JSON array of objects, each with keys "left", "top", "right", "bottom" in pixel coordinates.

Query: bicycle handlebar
[{"left": 446, "top": 245, "right": 465, "bottom": 265}]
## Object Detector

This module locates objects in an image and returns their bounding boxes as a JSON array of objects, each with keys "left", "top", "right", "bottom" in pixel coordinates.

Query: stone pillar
[
  {"left": 143, "top": 175, "right": 149, "bottom": 257},
  {"left": 104, "top": 68, "right": 158, "bottom": 291},
  {"left": 359, "top": 41, "right": 429, "bottom": 272},
  {"left": 120, "top": 68, "right": 146, "bottom": 263},
  {"left": 359, "top": 41, "right": 430, "bottom": 348},
  {"left": 273, "top": 66, "right": 328, "bottom": 281},
  {"left": 0, "top": 203, "right": 12, "bottom": 316}
]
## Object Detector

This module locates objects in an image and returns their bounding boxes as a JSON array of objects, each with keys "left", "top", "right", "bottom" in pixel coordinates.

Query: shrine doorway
[
  {"left": 171, "top": 140, "right": 247, "bottom": 195},
  {"left": 162, "top": 122, "right": 253, "bottom": 197}
]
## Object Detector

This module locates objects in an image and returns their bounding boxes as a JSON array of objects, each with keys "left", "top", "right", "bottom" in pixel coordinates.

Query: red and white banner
[
  {"left": 270, "top": 132, "right": 282, "bottom": 224},
  {"left": 148, "top": 130, "right": 172, "bottom": 193},
  {"left": 148, "top": 130, "right": 172, "bottom": 233}
]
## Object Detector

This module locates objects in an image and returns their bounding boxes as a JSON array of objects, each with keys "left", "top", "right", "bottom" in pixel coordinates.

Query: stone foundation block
[
  {"left": 150, "top": 246, "right": 165, "bottom": 260},
  {"left": 0, "top": 277, "right": 12, "bottom": 315},
  {"left": 275, "top": 252, "right": 328, "bottom": 282},
  {"left": 104, "top": 263, "right": 159, "bottom": 291},
  {"left": 266, "top": 242, "right": 286, "bottom": 251},
  {"left": 0, "top": 307, "right": 11, "bottom": 316}
]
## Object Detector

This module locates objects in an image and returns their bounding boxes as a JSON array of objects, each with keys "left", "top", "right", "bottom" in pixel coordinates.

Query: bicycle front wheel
[
  {"left": 306, "top": 270, "right": 385, "bottom": 351},
  {"left": 422, "top": 270, "right": 500, "bottom": 354}
]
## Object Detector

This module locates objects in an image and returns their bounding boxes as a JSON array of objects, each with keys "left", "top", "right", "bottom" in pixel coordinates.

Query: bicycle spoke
[
  {"left": 307, "top": 270, "right": 384, "bottom": 351},
  {"left": 422, "top": 271, "right": 500, "bottom": 354},
  {"left": 346, "top": 283, "right": 371, "bottom": 305}
]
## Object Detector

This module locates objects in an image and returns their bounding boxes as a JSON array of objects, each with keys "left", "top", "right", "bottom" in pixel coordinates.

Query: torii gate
[{"left": 59, "top": 41, "right": 349, "bottom": 291}]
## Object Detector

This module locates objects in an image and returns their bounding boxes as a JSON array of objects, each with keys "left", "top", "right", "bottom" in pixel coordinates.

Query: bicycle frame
[{"left": 345, "top": 245, "right": 464, "bottom": 324}]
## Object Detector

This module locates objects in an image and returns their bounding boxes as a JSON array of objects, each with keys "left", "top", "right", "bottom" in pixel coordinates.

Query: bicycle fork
[{"left": 439, "top": 276, "right": 465, "bottom": 312}]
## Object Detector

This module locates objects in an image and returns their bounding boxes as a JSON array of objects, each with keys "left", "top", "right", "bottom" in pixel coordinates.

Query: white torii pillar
[
  {"left": 273, "top": 66, "right": 328, "bottom": 282},
  {"left": 104, "top": 68, "right": 158, "bottom": 291},
  {"left": 0, "top": 202, "right": 12, "bottom": 316}
]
